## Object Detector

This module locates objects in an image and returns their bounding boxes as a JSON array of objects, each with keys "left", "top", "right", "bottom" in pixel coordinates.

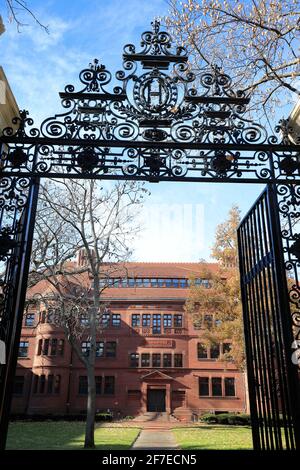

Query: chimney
[{"left": 76, "top": 248, "right": 96, "bottom": 267}]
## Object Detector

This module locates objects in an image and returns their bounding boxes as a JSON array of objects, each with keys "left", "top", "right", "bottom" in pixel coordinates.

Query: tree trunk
[
  {"left": 84, "top": 276, "right": 98, "bottom": 449},
  {"left": 84, "top": 365, "right": 96, "bottom": 448}
]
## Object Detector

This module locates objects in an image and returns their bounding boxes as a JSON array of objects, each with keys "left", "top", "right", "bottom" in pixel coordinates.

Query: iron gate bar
[
  {"left": 261, "top": 195, "right": 293, "bottom": 449},
  {"left": 1, "top": 137, "right": 300, "bottom": 152},
  {"left": 238, "top": 185, "right": 300, "bottom": 450},
  {"left": 0, "top": 177, "right": 40, "bottom": 450},
  {"left": 255, "top": 200, "right": 284, "bottom": 449},
  {"left": 267, "top": 186, "right": 300, "bottom": 448}
]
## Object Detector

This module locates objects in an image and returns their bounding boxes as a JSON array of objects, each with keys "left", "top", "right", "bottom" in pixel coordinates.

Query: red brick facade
[{"left": 11, "top": 263, "right": 247, "bottom": 421}]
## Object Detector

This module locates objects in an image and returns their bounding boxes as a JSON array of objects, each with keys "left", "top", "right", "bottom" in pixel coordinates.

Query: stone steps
[{"left": 132, "top": 412, "right": 179, "bottom": 423}]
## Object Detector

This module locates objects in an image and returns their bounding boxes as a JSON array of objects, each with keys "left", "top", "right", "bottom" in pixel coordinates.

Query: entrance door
[{"left": 147, "top": 389, "right": 166, "bottom": 412}]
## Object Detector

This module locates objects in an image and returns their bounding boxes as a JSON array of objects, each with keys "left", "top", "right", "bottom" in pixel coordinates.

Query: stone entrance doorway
[{"left": 147, "top": 389, "right": 166, "bottom": 412}]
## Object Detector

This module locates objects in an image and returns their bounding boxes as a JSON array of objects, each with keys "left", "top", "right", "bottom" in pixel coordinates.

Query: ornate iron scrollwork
[{"left": 0, "top": 20, "right": 299, "bottom": 183}]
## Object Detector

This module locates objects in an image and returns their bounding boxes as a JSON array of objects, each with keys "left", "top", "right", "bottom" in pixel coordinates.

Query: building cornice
[
  {"left": 288, "top": 99, "right": 300, "bottom": 144},
  {"left": 0, "top": 16, "right": 5, "bottom": 36},
  {"left": 0, "top": 66, "right": 19, "bottom": 130}
]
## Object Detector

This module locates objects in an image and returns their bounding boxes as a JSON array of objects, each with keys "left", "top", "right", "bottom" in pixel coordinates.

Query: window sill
[
  {"left": 32, "top": 393, "right": 61, "bottom": 396},
  {"left": 199, "top": 396, "right": 238, "bottom": 399},
  {"left": 77, "top": 394, "right": 115, "bottom": 397}
]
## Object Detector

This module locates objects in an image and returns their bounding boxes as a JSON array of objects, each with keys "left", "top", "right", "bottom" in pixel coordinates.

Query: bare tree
[
  {"left": 28, "top": 178, "right": 148, "bottom": 448},
  {"left": 166, "top": 0, "right": 300, "bottom": 118},
  {"left": 3, "top": 0, "right": 49, "bottom": 32}
]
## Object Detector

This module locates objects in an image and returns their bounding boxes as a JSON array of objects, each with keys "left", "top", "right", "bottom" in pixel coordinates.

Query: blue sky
[{"left": 0, "top": 0, "right": 293, "bottom": 262}]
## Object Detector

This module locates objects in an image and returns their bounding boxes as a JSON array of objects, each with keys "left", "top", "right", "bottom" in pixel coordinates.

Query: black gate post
[
  {"left": 238, "top": 184, "right": 300, "bottom": 450},
  {"left": 267, "top": 184, "right": 300, "bottom": 447},
  {"left": 237, "top": 227, "right": 261, "bottom": 450},
  {"left": 0, "top": 177, "right": 40, "bottom": 450}
]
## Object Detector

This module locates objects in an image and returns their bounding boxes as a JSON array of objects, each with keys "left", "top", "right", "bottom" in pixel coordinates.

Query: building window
[
  {"left": 131, "top": 314, "right": 140, "bottom": 327},
  {"left": 40, "top": 311, "right": 46, "bottom": 323},
  {"left": 80, "top": 315, "right": 89, "bottom": 326},
  {"left": 142, "top": 314, "right": 151, "bottom": 326},
  {"left": 25, "top": 314, "right": 35, "bottom": 327},
  {"left": 121, "top": 278, "right": 128, "bottom": 288},
  {"left": 174, "top": 314, "right": 183, "bottom": 327},
  {"left": 13, "top": 376, "right": 25, "bottom": 395},
  {"left": 97, "top": 341, "right": 104, "bottom": 357},
  {"left": 197, "top": 343, "right": 208, "bottom": 359},
  {"left": 143, "top": 278, "right": 151, "bottom": 287},
  {"left": 223, "top": 343, "right": 232, "bottom": 355},
  {"left": 81, "top": 341, "right": 90, "bottom": 357},
  {"left": 43, "top": 338, "right": 49, "bottom": 355},
  {"left": 112, "top": 314, "right": 121, "bottom": 328},
  {"left": 212, "top": 377, "right": 222, "bottom": 396},
  {"left": 163, "top": 353, "right": 172, "bottom": 367},
  {"left": 165, "top": 279, "right": 172, "bottom": 287},
  {"left": 39, "top": 374, "right": 46, "bottom": 394},
  {"left": 104, "top": 376, "right": 115, "bottom": 395},
  {"left": 78, "top": 376, "right": 88, "bottom": 395},
  {"left": 203, "top": 314, "right": 213, "bottom": 328},
  {"left": 152, "top": 314, "right": 161, "bottom": 334},
  {"left": 193, "top": 317, "right": 202, "bottom": 330},
  {"left": 136, "top": 278, "right": 143, "bottom": 287},
  {"left": 199, "top": 377, "right": 209, "bottom": 396},
  {"left": 174, "top": 353, "right": 183, "bottom": 367},
  {"left": 18, "top": 341, "right": 29, "bottom": 358},
  {"left": 225, "top": 378, "right": 235, "bottom": 396},
  {"left": 158, "top": 278, "right": 164, "bottom": 287},
  {"left": 47, "top": 374, "right": 54, "bottom": 394},
  {"left": 128, "top": 278, "right": 135, "bottom": 288},
  {"left": 47, "top": 309, "right": 54, "bottom": 324},
  {"left": 106, "top": 341, "right": 116, "bottom": 358},
  {"left": 179, "top": 279, "right": 187, "bottom": 288},
  {"left": 130, "top": 353, "right": 139, "bottom": 368},
  {"left": 54, "top": 375, "right": 61, "bottom": 394},
  {"left": 210, "top": 344, "right": 220, "bottom": 359},
  {"left": 172, "top": 279, "right": 179, "bottom": 287},
  {"left": 37, "top": 339, "right": 42, "bottom": 356},
  {"left": 141, "top": 353, "right": 150, "bottom": 367},
  {"left": 33, "top": 375, "right": 39, "bottom": 394},
  {"left": 152, "top": 353, "right": 161, "bottom": 367},
  {"left": 151, "top": 278, "right": 158, "bottom": 287},
  {"left": 163, "top": 314, "right": 172, "bottom": 328},
  {"left": 50, "top": 338, "right": 57, "bottom": 356},
  {"left": 96, "top": 376, "right": 102, "bottom": 395},
  {"left": 58, "top": 339, "right": 65, "bottom": 356},
  {"left": 100, "top": 313, "right": 110, "bottom": 327}
]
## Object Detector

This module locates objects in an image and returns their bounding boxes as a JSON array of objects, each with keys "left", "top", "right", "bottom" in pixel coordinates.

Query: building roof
[
  {"left": 99, "top": 262, "right": 220, "bottom": 278},
  {"left": 26, "top": 262, "right": 221, "bottom": 303}
]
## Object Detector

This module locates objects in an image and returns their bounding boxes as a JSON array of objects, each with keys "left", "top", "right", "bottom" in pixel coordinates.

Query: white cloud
[{"left": 133, "top": 202, "right": 205, "bottom": 261}]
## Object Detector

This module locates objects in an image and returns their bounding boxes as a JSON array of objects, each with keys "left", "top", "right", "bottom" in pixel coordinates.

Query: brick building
[{"left": 11, "top": 262, "right": 247, "bottom": 421}]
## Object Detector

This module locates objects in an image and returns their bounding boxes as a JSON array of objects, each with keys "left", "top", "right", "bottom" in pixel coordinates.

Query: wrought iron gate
[
  {"left": 1, "top": 20, "right": 300, "bottom": 450},
  {"left": 238, "top": 184, "right": 300, "bottom": 450}
]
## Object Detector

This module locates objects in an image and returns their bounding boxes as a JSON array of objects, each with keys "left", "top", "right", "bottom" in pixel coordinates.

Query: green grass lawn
[
  {"left": 6, "top": 422, "right": 140, "bottom": 450},
  {"left": 172, "top": 425, "right": 253, "bottom": 450}
]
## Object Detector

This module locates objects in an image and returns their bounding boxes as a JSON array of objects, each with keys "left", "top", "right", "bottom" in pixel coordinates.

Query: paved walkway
[{"left": 131, "top": 429, "right": 180, "bottom": 450}]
